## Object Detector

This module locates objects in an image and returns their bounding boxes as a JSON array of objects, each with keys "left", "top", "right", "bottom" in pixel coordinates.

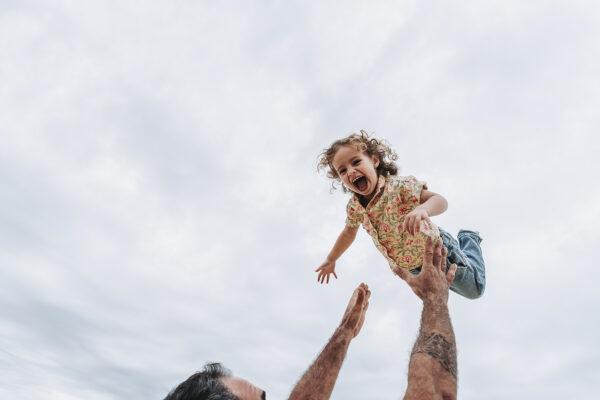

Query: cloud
[{"left": 1, "top": 1, "right": 599, "bottom": 399}]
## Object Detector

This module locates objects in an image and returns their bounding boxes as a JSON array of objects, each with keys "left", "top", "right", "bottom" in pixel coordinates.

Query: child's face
[{"left": 332, "top": 145, "right": 380, "bottom": 198}]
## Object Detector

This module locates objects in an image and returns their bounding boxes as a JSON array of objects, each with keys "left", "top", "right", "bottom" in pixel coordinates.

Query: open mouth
[{"left": 352, "top": 176, "right": 368, "bottom": 192}]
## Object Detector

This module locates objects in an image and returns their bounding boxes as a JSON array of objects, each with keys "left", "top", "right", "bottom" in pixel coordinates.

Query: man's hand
[
  {"left": 288, "top": 283, "right": 371, "bottom": 400},
  {"left": 402, "top": 206, "right": 431, "bottom": 236},
  {"left": 339, "top": 283, "right": 371, "bottom": 338},
  {"left": 393, "top": 237, "right": 456, "bottom": 304},
  {"left": 315, "top": 259, "right": 338, "bottom": 284},
  {"left": 400, "top": 238, "right": 459, "bottom": 399}
]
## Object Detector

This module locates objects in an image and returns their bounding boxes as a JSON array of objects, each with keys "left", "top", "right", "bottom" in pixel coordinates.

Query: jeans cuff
[{"left": 457, "top": 229, "right": 482, "bottom": 242}]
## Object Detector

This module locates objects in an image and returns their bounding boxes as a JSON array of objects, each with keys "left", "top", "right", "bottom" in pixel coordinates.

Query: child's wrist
[{"left": 416, "top": 205, "right": 429, "bottom": 215}]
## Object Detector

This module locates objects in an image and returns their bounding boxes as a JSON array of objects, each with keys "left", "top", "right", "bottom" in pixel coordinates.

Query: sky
[{"left": 1, "top": 1, "right": 599, "bottom": 399}]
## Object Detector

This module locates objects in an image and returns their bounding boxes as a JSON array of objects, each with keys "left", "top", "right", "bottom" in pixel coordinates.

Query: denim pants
[{"left": 410, "top": 227, "right": 486, "bottom": 299}]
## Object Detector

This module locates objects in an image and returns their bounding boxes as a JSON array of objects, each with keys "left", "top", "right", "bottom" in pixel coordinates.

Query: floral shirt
[{"left": 346, "top": 175, "right": 440, "bottom": 270}]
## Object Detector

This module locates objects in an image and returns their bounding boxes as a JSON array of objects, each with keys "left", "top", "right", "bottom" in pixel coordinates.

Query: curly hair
[{"left": 317, "top": 130, "right": 399, "bottom": 193}]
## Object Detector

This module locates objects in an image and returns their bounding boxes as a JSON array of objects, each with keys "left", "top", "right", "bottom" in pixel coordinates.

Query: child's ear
[{"left": 373, "top": 156, "right": 380, "bottom": 168}]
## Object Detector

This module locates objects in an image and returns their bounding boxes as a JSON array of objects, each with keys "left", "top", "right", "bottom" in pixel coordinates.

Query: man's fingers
[
  {"left": 353, "top": 287, "right": 370, "bottom": 336},
  {"left": 344, "top": 287, "right": 365, "bottom": 327},
  {"left": 342, "top": 287, "right": 360, "bottom": 323},
  {"left": 356, "top": 287, "right": 365, "bottom": 306},
  {"left": 446, "top": 263, "right": 457, "bottom": 286},
  {"left": 393, "top": 266, "right": 411, "bottom": 282},
  {"left": 441, "top": 247, "right": 448, "bottom": 274},
  {"left": 422, "top": 237, "right": 434, "bottom": 270},
  {"left": 432, "top": 239, "right": 443, "bottom": 271},
  {"left": 361, "top": 286, "right": 371, "bottom": 308}
]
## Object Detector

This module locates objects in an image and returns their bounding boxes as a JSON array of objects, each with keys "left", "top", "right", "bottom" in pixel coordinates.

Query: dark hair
[
  {"left": 164, "top": 363, "right": 239, "bottom": 400},
  {"left": 317, "top": 130, "right": 399, "bottom": 193}
]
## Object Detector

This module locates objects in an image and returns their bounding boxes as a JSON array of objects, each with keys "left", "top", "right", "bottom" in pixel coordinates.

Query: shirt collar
[
  {"left": 375, "top": 175, "right": 386, "bottom": 192},
  {"left": 353, "top": 175, "right": 387, "bottom": 209}
]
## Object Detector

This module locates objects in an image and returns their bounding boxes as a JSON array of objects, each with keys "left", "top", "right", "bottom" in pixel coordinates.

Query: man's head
[{"left": 164, "top": 362, "right": 266, "bottom": 400}]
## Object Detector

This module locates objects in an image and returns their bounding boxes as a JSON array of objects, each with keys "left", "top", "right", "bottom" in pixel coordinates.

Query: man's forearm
[
  {"left": 404, "top": 301, "right": 457, "bottom": 400},
  {"left": 288, "top": 327, "right": 352, "bottom": 400}
]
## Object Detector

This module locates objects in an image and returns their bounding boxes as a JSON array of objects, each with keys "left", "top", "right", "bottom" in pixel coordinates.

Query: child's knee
[{"left": 463, "top": 284, "right": 485, "bottom": 299}]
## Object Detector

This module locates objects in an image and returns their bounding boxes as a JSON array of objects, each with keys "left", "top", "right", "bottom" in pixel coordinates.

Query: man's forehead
[{"left": 221, "top": 376, "right": 264, "bottom": 399}]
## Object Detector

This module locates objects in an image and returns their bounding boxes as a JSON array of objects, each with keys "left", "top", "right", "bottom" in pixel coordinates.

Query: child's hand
[
  {"left": 402, "top": 206, "right": 431, "bottom": 236},
  {"left": 315, "top": 260, "right": 338, "bottom": 284}
]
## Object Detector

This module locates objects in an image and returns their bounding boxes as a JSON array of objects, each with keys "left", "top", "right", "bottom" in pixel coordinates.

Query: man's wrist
[
  {"left": 334, "top": 325, "right": 355, "bottom": 343},
  {"left": 422, "top": 297, "right": 448, "bottom": 310}
]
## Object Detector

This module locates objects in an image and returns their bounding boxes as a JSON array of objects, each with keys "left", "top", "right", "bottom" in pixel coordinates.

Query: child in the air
[{"left": 316, "top": 130, "right": 485, "bottom": 299}]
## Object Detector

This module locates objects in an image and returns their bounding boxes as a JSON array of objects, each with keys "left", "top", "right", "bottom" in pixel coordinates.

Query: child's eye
[
  {"left": 339, "top": 168, "right": 346, "bottom": 175},
  {"left": 352, "top": 160, "right": 361, "bottom": 166}
]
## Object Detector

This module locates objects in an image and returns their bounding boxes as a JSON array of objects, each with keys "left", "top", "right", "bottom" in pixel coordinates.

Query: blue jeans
[{"left": 410, "top": 228, "right": 486, "bottom": 299}]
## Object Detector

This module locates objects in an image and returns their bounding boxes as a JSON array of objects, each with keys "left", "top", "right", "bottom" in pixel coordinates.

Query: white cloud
[{"left": 1, "top": 1, "right": 600, "bottom": 399}]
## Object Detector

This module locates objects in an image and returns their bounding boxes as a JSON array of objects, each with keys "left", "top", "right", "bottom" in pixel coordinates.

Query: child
[{"left": 316, "top": 131, "right": 485, "bottom": 299}]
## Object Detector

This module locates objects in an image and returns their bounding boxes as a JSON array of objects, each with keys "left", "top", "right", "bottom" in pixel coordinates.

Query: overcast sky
[{"left": 1, "top": 1, "right": 599, "bottom": 399}]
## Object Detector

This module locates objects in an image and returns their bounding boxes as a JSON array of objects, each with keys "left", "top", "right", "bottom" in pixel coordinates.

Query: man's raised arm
[
  {"left": 394, "top": 238, "right": 458, "bottom": 400},
  {"left": 288, "top": 283, "right": 370, "bottom": 400}
]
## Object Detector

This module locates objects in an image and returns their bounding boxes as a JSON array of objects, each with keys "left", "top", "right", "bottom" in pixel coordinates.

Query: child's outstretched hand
[
  {"left": 402, "top": 206, "right": 431, "bottom": 236},
  {"left": 316, "top": 260, "right": 338, "bottom": 284}
]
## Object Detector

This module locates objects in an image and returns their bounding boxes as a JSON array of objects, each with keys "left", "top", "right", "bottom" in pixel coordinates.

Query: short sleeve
[
  {"left": 398, "top": 175, "right": 427, "bottom": 205},
  {"left": 345, "top": 198, "right": 362, "bottom": 228}
]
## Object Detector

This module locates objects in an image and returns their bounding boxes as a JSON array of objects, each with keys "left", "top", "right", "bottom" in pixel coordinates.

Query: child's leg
[{"left": 439, "top": 227, "right": 486, "bottom": 299}]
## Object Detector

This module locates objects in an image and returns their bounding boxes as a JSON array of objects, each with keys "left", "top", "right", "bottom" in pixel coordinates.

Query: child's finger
[{"left": 333, "top": 272, "right": 338, "bottom": 279}]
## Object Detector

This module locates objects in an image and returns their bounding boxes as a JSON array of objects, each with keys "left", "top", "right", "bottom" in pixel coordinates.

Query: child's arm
[
  {"left": 316, "top": 224, "right": 359, "bottom": 284},
  {"left": 402, "top": 189, "right": 448, "bottom": 236}
]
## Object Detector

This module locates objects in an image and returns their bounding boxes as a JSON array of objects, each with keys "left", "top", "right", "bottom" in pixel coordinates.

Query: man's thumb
[{"left": 393, "top": 266, "right": 411, "bottom": 282}]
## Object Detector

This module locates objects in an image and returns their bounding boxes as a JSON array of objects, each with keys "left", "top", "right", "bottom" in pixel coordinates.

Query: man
[{"left": 164, "top": 238, "right": 458, "bottom": 400}]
